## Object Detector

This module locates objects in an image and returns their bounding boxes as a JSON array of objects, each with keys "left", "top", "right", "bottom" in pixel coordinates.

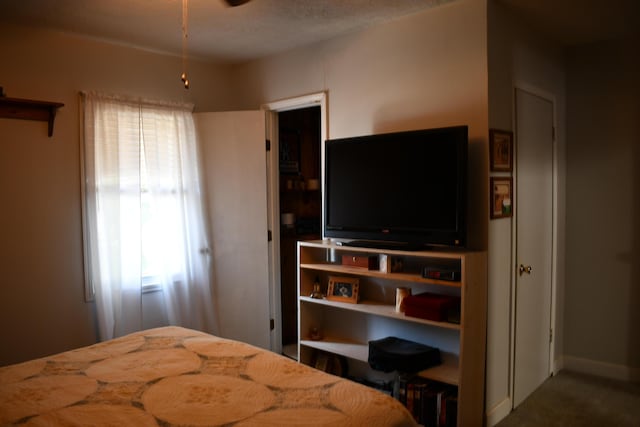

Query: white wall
[
  {"left": 486, "top": 1, "right": 566, "bottom": 423},
  {"left": 0, "top": 1, "right": 491, "bottom": 368},
  {"left": 564, "top": 38, "right": 640, "bottom": 381},
  {"left": 487, "top": 5, "right": 639, "bottom": 423},
  {"left": 232, "top": 0, "right": 497, "bottom": 416},
  {"left": 232, "top": 0, "right": 489, "bottom": 251},
  {"left": 0, "top": 23, "right": 234, "bottom": 366}
]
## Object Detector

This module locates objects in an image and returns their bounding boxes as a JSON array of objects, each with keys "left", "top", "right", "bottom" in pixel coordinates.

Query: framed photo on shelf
[
  {"left": 327, "top": 276, "right": 359, "bottom": 304},
  {"left": 490, "top": 177, "right": 513, "bottom": 219},
  {"left": 489, "top": 129, "right": 513, "bottom": 172}
]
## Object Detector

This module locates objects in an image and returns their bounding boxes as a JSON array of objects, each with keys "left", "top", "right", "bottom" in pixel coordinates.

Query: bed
[{"left": 0, "top": 326, "right": 417, "bottom": 426}]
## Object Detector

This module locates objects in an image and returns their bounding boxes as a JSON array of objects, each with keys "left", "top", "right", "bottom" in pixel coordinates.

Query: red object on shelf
[{"left": 403, "top": 292, "right": 460, "bottom": 322}]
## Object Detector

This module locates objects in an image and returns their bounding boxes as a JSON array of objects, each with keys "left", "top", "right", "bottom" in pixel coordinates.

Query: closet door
[
  {"left": 195, "top": 111, "right": 271, "bottom": 349},
  {"left": 513, "top": 89, "right": 554, "bottom": 407}
]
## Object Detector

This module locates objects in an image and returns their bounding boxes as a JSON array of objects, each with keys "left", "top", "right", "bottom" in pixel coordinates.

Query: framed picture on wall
[
  {"left": 490, "top": 129, "right": 513, "bottom": 172},
  {"left": 279, "top": 129, "right": 301, "bottom": 174},
  {"left": 490, "top": 177, "right": 513, "bottom": 219}
]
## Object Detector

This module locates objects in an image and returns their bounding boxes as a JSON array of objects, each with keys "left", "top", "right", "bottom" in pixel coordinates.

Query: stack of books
[{"left": 397, "top": 375, "right": 458, "bottom": 427}]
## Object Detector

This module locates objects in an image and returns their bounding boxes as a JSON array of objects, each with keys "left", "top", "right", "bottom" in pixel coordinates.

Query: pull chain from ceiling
[{"left": 181, "top": 0, "right": 189, "bottom": 89}]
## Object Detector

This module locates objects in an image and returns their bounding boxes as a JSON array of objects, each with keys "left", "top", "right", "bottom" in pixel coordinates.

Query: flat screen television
[{"left": 324, "top": 125, "right": 468, "bottom": 249}]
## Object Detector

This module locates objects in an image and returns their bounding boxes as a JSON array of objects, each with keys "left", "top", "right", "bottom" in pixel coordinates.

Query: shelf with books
[
  {"left": 398, "top": 374, "right": 459, "bottom": 427},
  {"left": 297, "top": 240, "right": 487, "bottom": 426}
]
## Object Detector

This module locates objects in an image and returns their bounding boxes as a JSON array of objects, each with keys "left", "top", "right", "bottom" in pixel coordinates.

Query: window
[{"left": 81, "top": 92, "right": 216, "bottom": 340}]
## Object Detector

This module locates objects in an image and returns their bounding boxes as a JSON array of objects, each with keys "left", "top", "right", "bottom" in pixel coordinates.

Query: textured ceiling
[
  {"left": 1, "top": 0, "right": 637, "bottom": 65},
  {"left": 0, "top": 0, "right": 453, "bottom": 63}
]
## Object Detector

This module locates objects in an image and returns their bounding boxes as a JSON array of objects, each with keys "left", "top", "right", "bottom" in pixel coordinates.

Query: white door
[
  {"left": 195, "top": 111, "right": 271, "bottom": 350},
  {"left": 513, "top": 89, "right": 554, "bottom": 407}
]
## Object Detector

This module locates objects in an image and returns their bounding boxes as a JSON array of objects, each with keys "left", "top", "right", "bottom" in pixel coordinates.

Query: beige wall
[
  {"left": 232, "top": 0, "right": 496, "bottom": 414},
  {"left": 233, "top": 0, "right": 489, "bottom": 250},
  {"left": 1, "top": 2, "right": 636, "bottom": 423},
  {"left": 564, "top": 37, "right": 640, "bottom": 380},
  {"left": 0, "top": 0, "right": 492, "bottom": 383},
  {"left": 3, "top": 0, "right": 500, "bottom": 418},
  {"left": 0, "top": 24, "right": 234, "bottom": 366},
  {"left": 487, "top": 0, "right": 566, "bottom": 422},
  {"left": 488, "top": 0, "right": 639, "bottom": 421}
]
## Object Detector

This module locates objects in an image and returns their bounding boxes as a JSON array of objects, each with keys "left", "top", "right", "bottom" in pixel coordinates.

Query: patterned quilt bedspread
[{"left": 0, "top": 326, "right": 416, "bottom": 426}]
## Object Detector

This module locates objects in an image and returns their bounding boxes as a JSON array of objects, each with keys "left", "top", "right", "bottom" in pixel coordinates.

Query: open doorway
[
  {"left": 278, "top": 106, "right": 322, "bottom": 358},
  {"left": 263, "top": 92, "right": 326, "bottom": 358}
]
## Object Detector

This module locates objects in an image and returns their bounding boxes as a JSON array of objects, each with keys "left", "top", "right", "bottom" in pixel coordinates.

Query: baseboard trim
[
  {"left": 485, "top": 396, "right": 512, "bottom": 427},
  {"left": 553, "top": 355, "right": 564, "bottom": 375},
  {"left": 563, "top": 355, "right": 638, "bottom": 382}
]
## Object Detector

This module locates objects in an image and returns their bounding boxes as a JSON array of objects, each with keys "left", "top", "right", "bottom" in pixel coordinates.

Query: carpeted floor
[{"left": 495, "top": 370, "right": 640, "bottom": 427}]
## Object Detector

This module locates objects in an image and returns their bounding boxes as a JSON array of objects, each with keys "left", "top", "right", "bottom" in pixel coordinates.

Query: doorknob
[{"left": 519, "top": 264, "right": 533, "bottom": 276}]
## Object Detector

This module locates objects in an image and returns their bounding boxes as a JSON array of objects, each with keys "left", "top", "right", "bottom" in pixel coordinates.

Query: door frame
[
  {"left": 262, "top": 92, "right": 328, "bottom": 354},
  {"left": 509, "top": 83, "right": 560, "bottom": 406}
]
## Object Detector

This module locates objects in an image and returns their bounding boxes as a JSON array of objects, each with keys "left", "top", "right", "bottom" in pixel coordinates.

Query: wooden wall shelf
[{"left": 0, "top": 97, "right": 64, "bottom": 137}]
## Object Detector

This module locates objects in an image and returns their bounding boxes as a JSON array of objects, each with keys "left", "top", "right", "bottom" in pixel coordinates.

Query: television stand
[
  {"left": 338, "top": 240, "right": 426, "bottom": 251},
  {"left": 297, "top": 240, "right": 487, "bottom": 425}
]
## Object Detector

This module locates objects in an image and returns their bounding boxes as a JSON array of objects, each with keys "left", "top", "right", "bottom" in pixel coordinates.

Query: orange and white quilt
[{"left": 0, "top": 326, "right": 416, "bottom": 426}]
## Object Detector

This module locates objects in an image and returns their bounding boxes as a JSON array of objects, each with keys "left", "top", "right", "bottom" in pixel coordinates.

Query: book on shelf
[{"left": 396, "top": 374, "right": 458, "bottom": 427}]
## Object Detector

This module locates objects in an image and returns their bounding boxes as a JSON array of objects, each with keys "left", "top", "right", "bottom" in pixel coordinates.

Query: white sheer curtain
[{"left": 82, "top": 91, "right": 217, "bottom": 341}]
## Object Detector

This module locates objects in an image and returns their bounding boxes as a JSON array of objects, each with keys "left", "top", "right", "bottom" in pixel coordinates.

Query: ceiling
[
  {"left": 0, "top": 0, "right": 637, "bottom": 64},
  {"left": 0, "top": 0, "right": 453, "bottom": 63}
]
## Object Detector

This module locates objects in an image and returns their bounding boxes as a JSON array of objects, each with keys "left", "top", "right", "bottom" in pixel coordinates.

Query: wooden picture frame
[
  {"left": 490, "top": 129, "right": 513, "bottom": 172},
  {"left": 490, "top": 177, "right": 513, "bottom": 219},
  {"left": 327, "top": 276, "right": 359, "bottom": 304}
]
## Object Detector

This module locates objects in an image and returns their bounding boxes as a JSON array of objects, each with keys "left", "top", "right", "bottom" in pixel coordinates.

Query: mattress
[{"left": 0, "top": 326, "right": 417, "bottom": 426}]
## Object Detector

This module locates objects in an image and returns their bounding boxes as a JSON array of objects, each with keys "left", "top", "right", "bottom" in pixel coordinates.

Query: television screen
[{"left": 324, "top": 126, "right": 467, "bottom": 249}]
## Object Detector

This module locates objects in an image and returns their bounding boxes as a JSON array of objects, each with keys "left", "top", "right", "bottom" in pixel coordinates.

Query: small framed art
[
  {"left": 279, "top": 129, "right": 301, "bottom": 174},
  {"left": 490, "top": 129, "right": 513, "bottom": 172},
  {"left": 490, "top": 177, "right": 513, "bottom": 219},
  {"left": 327, "top": 276, "right": 359, "bottom": 304}
]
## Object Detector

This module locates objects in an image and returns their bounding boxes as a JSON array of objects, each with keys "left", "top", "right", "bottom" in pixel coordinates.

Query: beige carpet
[{"left": 496, "top": 370, "right": 640, "bottom": 427}]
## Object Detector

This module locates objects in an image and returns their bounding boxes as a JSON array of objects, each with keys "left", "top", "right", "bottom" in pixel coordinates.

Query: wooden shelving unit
[
  {"left": 0, "top": 96, "right": 64, "bottom": 137},
  {"left": 297, "top": 240, "right": 487, "bottom": 426}
]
